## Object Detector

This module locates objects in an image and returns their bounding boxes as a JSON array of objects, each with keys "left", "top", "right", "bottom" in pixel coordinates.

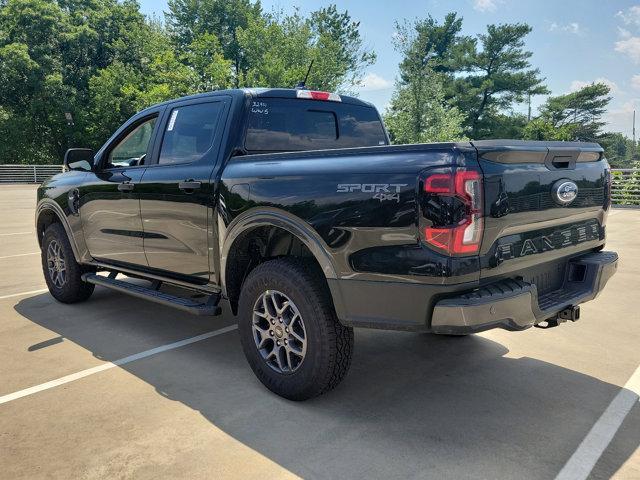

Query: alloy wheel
[
  {"left": 252, "top": 289, "right": 307, "bottom": 374},
  {"left": 46, "top": 239, "right": 67, "bottom": 288}
]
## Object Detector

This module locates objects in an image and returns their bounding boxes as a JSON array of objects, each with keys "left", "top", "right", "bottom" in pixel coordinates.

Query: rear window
[
  {"left": 245, "top": 98, "right": 387, "bottom": 153},
  {"left": 158, "top": 102, "right": 223, "bottom": 165}
]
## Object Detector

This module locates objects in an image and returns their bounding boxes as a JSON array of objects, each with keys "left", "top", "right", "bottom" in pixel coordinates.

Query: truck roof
[{"left": 138, "top": 88, "right": 375, "bottom": 116}]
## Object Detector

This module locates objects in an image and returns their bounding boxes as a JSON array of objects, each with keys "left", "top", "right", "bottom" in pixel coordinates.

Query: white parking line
[
  {"left": 0, "top": 288, "right": 48, "bottom": 300},
  {"left": 555, "top": 364, "right": 640, "bottom": 480},
  {"left": 0, "top": 252, "right": 39, "bottom": 260},
  {"left": 0, "top": 231, "right": 32, "bottom": 236},
  {"left": 0, "top": 324, "right": 238, "bottom": 405}
]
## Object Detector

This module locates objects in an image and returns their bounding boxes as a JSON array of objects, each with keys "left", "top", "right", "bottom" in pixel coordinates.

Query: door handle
[
  {"left": 118, "top": 182, "right": 134, "bottom": 192},
  {"left": 179, "top": 180, "right": 201, "bottom": 191}
]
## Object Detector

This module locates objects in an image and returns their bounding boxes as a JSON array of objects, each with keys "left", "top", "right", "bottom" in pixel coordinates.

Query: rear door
[
  {"left": 138, "top": 97, "right": 230, "bottom": 282},
  {"left": 475, "top": 140, "right": 609, "bottom": 289}
]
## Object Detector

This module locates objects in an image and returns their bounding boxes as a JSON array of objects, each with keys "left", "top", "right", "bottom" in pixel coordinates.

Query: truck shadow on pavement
[{"left": 15, "top": 290, "right": 640, "bottom": 480}]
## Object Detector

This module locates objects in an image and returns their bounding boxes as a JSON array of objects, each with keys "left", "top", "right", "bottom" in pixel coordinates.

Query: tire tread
[
  {"left": 238, "top": 257, "right": 353, "bottom": 400},
  {"left": 41, "top": 223, "right": 95, "bottom": 303}
]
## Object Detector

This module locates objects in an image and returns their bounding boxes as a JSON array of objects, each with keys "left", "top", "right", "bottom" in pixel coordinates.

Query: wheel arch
[
  {"left": 36, "top": 201, "right": 83, "bottom": 263},
  {"left": 220, "top": 208, "right": 339, "bottom": 314}
]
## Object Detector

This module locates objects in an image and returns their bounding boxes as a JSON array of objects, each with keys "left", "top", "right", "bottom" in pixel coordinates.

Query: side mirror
[{"left": 64, "top": 148, "right": 94, "bottom": 172}]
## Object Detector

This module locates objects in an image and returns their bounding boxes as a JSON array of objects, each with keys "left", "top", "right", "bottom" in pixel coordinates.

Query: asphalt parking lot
[{"left": 0, "top": 184, "right": 638, "bottom": 480}]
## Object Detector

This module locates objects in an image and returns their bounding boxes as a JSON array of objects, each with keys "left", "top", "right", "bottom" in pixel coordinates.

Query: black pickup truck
[{"left": 36, "top": 88, "right": 618, "bottom": 400}]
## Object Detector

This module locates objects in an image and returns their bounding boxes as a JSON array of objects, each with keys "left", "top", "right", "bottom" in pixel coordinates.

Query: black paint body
[{"left": 36, "top": 89, "right": 612, "bottom": 331}]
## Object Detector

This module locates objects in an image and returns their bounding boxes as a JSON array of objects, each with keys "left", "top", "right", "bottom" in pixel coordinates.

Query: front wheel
[
  {"left": 41, "top": 223, "right": 95, "bottom": 303},
  {"left": 238, "top": 258, "right": 354, "bottom": 401}
]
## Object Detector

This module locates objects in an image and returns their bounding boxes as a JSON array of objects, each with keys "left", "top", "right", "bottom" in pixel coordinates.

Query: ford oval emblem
[{"left": 552, "top": 180, "right": 578, "bottom": 205}]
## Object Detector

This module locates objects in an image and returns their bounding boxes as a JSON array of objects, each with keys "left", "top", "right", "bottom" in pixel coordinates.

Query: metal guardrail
[
  {"left": 0, "top": 164, "right": 63, "bottom": 184},
  {"left": 611, "top": 169, "right": 640, "bottom": 207}
]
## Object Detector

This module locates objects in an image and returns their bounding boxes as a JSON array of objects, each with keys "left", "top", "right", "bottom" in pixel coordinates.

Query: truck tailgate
[{"left": 473, "top": 140, "right": 609, "bottom": 286}]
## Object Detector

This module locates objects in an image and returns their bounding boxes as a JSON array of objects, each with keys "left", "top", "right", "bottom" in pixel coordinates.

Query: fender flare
[
  {"left": 220, "top": 207, "right": 338, "bottom": 298},
  {"left": 35, "top": 200, "right": 84, "bottom": 263}
]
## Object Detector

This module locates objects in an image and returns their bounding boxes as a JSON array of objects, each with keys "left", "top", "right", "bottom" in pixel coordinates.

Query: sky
[{"left": 139, "top": 0, "right": 640, "bottom": 138}]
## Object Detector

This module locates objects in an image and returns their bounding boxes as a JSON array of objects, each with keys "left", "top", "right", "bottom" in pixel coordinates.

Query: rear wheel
[
  {"left": 238, "top": 258, "right": 354, "bottom": 401},
  {"left": 41, "top": 223, "right": 95, "bottom": 303}
]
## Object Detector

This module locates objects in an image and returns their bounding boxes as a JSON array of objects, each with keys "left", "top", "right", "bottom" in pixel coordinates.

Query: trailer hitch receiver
[{"left": 535, "top": 306, "right": 580, "bottom": 329}]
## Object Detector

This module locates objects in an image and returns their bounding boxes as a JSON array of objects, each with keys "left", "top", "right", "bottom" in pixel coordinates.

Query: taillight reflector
[
  {"left": 296, "top": 90, "right": 342, "bottom": 102},
  {"left": 425, "top": 217, "right": 484, "bottom": 255},
  {"left": 422, "top": 169, "right": 484, "bottom": 255}
]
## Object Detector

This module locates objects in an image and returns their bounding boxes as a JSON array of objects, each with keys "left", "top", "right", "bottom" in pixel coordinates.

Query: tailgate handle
[
  {"left": 552, "top": 157, "right": 571, "bottom": 169},
  {"left": 545, "top": 149, "right": 578, "bottom": 170}
]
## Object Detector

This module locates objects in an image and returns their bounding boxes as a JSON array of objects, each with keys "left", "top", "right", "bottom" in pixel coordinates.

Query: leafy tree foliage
[
  {"left": 522, "top": 82, "right": 640, "bottom": 166},
  {"left": 453, "top": 23, "right": 548, "bottom": 138},
  {"left": 522, "top": 83, "right": 611, "bottom": 141},
  {"left": 238, "top": 6, "right": 375, "bottom": 92},
  {"left": 385, "top": 16, "right": 466, "bottom": 143},
  {"left": 167, "top": 2, "right": 374, "bottom": 91},
  {"left": 538, "top": 83, "right": 610, "bottom": 142},
  {"left": 384, "top": 68, "right": 466, "bottom": 144},
  {"left": 166, "top": 0, "right": 261, "bottom": 87},
  {"left": 395, "top": 13, "right": 473, "bottom": 79},
  {"left": 0, "top": 0, "right": 199, "bottom": 162},
  {"left": 387, "top": 15, "right": 548, "bottom": 141},
  {"left": 599, "top": 132, "right": 637, "bottom": 168},
  {"left": 0, "top": 0, "right": 374, "bottom": 164},
  {"left": 1, "top": 3, "right": 636, "bottom": 166}
]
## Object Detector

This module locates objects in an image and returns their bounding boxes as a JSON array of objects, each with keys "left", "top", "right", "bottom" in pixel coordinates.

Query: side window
[
  {"left": 158, "top": 102, "right": 223, "bottom": 165},
  {"left": 106, "top": 116, "right": 157, "bottom": 168}
]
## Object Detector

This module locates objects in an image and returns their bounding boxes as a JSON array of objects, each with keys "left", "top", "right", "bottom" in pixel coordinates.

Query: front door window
[{"left": 106, "top": 117, "right": 157, "bottom": 169}]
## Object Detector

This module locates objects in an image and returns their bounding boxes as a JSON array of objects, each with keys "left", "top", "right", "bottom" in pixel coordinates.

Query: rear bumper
[
  {"left": 329, "top": 250, "right": 618, "bottom": 333},
  {"left": 430, "top": 251, "right": 618, "bottom": 334}
]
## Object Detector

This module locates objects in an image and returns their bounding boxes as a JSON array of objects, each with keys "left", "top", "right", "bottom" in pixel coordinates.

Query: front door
[
  {"left": 80, "top": 112, "right": 161, "bottom": 267},
  {"left": 138, "top": 98, "right": 229, "bottom": 282}
]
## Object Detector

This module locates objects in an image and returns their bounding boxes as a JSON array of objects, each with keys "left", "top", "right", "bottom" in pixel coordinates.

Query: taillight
[
  {"left": 296, "top": 90, "right": 342, "bottom": 102},
  {"left": 420, "top": 168, "right": 484, "bottom": 255}
]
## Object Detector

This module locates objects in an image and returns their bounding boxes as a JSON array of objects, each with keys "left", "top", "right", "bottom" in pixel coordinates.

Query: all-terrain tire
[
  {"left": 41, "top": 223, "right": 95, "bottom": 303},
  {"left": 238, "top": 257, "right": 354, "bottom": 401}
]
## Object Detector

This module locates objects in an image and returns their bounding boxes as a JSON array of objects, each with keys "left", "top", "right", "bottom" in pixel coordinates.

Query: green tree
[
  {"left": 0, "top": 0, "right": 233, "bottom": 162},
  {"left": 166, "top": 0, "right": 262, "bottom": 87},
  {"left": 538, "top": 82, "right": 611, "bottom": 142},
  {"left": 0, "top": 0, "right": 171, "bottom": 162},
  {"left": 395, "top": 13, "right": 473, "bottom": 79},
  {"left": 308, "top": 5, "right": 376, "bottom": 90},
  {"left": 86, "top": 23, "right": 231, "bottom": 146},
  {"left": 384, "top": 68, "right": 466, "bottom": 144},
  {"left": 385, "top": 19, "right": 465, "bottom": 144},
  {"left": 599, "top": 132, "right": 629, "bottom": 167},
  {"left": 454, "top": 23, "right": 548, "bottom": 138},
  {"left": 236, "top": 6, "right": 375, "bottom": 91},
  {"left": 523, "top": 83, "right": 612, "bottom": 144},
  {"left": 522, "top": 118, "right": 576, "bottom": 141},
  {"left": 0, "top": 0, "right": 69, "bottom": 163}
]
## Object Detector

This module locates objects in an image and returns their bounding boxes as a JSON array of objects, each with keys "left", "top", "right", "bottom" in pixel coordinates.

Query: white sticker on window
[
  {"left": 251, "top": 101, "right": 269, "bottom": 115},
  {"left": 167, "top": 109, "right": 179, "bottom": 131}
]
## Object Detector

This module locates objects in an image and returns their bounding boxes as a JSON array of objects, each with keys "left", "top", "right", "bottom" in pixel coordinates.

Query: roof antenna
[{"left": 295, "top": 60, "right": 314, "bottom": 90}]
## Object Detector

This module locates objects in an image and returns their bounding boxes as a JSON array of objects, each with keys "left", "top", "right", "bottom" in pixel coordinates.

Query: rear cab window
[{"left": 245, "top": 98, "right": 388, "bottom": 153}]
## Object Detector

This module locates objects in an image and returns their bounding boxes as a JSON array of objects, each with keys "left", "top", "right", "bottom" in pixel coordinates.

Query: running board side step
[{"left": 81, "top": 273, "right": 222, "bottom": 316}]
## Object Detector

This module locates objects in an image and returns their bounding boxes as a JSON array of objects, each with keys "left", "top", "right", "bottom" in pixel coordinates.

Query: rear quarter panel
[{"left": 218, "top": 144, "right": 480, "bottom": 285}]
